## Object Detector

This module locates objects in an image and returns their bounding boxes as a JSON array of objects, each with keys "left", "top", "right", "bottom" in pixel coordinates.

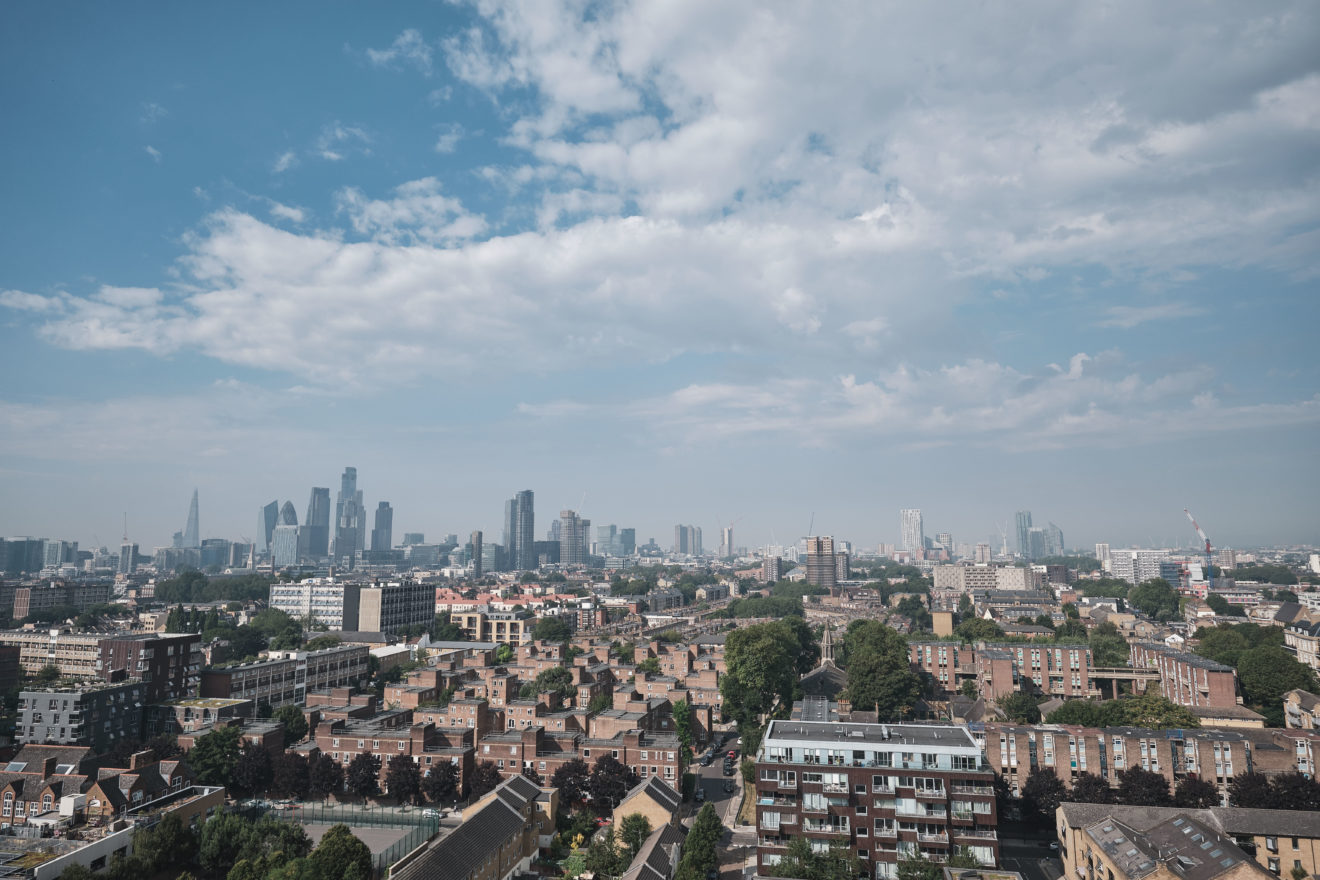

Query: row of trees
[
  {"left": 550, "top": 755, "right": 642, "bottom": 809},
  {"left": 720, "top": 618, "right": 819, "bottom": 753},
  {"left": 1044, "top": 692, "right": 1201, "bottom": 729},
  {"left": 156, "top": 569, "right": 273, "bottom": 604},
  {"left": 58, "top": 812, "right": 372, "bottom": 880},
  {"left": 1017, "top": 764, "right": 1320, "bottom": 815}
]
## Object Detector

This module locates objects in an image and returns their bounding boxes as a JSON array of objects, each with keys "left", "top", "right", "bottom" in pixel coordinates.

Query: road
[
  {"left": 999, "top": 837, "right": 1065, "bottom": 880},
  {"left": 691, "top": 743, "right": 758, "bottom": 880}
]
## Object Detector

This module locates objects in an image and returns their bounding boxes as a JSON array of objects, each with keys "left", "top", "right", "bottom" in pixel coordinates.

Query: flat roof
[{"left": 765, "top": 720, "right": 978, "bottom": 749}]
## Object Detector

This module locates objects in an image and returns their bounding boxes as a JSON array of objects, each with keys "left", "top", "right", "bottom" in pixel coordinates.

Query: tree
[
  {"left": 959, "top": 679, "right": 979, "bottom": 699},
  {"left": 672, "top": 699, "right": 693, "bottom": 755},
  {"left": 1070, "top": 772, "right": 1113, "bottom": 804},
  {"left": 422, "top": 761, "right": 459, "bottom": 803},
  {"left": 58, "top": 865, "right": 94, "bottom": 880},
  {"left": 997, "top": 692, "right": 1041, "bottom": 724},
  {"left": 1022, "top": 767, "right": 1066, "bottom": 817},
  {"left": 308, "top": 753, "right": 344, "bottom": 800},
  {"left": 956, "top": 618, "right": 1005, "bottom": 642},
  {"left": 636, "top": 657, "right": 662, "bottom": 675},
  {"left": 590, "top": 754, "right": 639, "bottom": 807},
  {"left": 1116, "top": 767, "right": 1170, "bottom": 806},
  {"left": 233, "top": 747, "right": 272, "bottom": 796},
  {"left": 273, "top": 705, "right": 309, "bottom": 743},
  {"left": 533, "top": 617, "right": 572, "bottom": 642},
  {"left": 588, "top": 692, "right": 612, "bottom": 713},
  {"left": 494, "top": 643, "right": 515, "bottom": 664},
  {"left": 310, "top": 824, "right": 373, "bottom": 880},
  {"left": 1270, "top": 773, "right": 1320, "bottom": 811},
  {"left": 522, "top": 666, "right": 576, "bottom": 701},
  {"left": 33, "top": 664, "right": 61, "bottom": 686},
  {"left": 957, "top": 593, "right": 974, "bottom": 617},
  {"left": 386, "top": 755, "right": 423, "bottom": 804},
  {"left": 271, "top": 751, "right": 311, "bottom": 800},
  {"left": 345, "top": 752, "right": 381, "bottom": 800},
  {"left": 1046, "top": 700, "right": 1107, "bottom": 727},
  {"left": 190, "top": 725, "right": 243, "bottom": 788},
  {"left": 585, "top": 837, "right": 628, "bottom": 878},
  {"left": 721, "top": 621, "right": 804, "bottom": 728},
  {"left": 1229, "top": 772, "right": 1273, "bottom": 809},
  {"left": 675, "top": 804, "right": 723, "bottom": 880},
  {"left": 838, "top": 620, "right": 921, "bottom": 720},
  {"left": 431, "top": 612, "right": 466, "bottom": 641},
  {"left": 468, "top": 760, "right": 502, "bottom": 800},
  {"left": 552, "top": 758, "right": 591, "bottom": 806},
  {"left": 1112, "top": 692, "right": 1200, "bottom": 729},
  {"left": 1238, "top": 646, "right": 1319, "bottom": 726},
  {"left": 1127, "top": 578, "right": 1179, "bottom": 620},
  {"left": 1173, "top": 776, "right": 1219, "bottom": 808},
  {"left": 619, "top": 813, "right": 652, "bottom": 858},
  {"left": 131, "top": 812, "right": 196, "bottom": 875},
  {"left": 898, "top": 857, "right": 941, "bottom": 880},
  {"left": 1089, "top": 622, "right": 1130, "bottom": 667}
]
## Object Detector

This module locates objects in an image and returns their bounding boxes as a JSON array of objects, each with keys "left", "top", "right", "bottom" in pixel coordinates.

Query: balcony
[
  {"left": 950, "top": 784, "right": 993, "bottom": 796},
  {"left": 872, "top": 783, "right": 895, "bottom": 795},
  {"left": 760, "top": 838, "right": 789, "bottom": 848},
  {"left": 803, "top": 821, "right": 850, "bottom": 835},
  {"left": 917, "top": 833, "right": 949, "bottom": 845},
  {"left": 915, "top": 788, "right": 946, "bottom": 800},
  {"left": 873, "top": 827, "right": 898, "bottom": 839},
  {"left": 953, "top": 829, "right": 997, "bottom": 841},
  {"left": 822, "top": 782, "right": 848, "bottom": 794}
]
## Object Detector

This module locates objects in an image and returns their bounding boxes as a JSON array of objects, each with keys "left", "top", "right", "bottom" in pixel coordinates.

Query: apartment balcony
[
  {"left": 822, "top": 782, "right": 848, "bottom": 794},
  {"left": 950, "top": 783, "right": 993, "bottom": 796},
  {"left": 873, "top": 827, "right": 898, "bottom": 839},
  {"left": 915, "top": 788, "right": 947, "bottom": 801},
  {"left": 897, "top": 806, "right": 946, "bottom": 820},
  {"left": 759, "top": 838, "right": 789, "bottom": 848},
  {"left": 917, "top": 833, "right": 949, "bottom": 845},
  {"left": 803, "top": 821, "right": 850, "bottom": 835},
  {"left": 953, "top": 829, "right": 997, "bottom": 841},
  {"left": 872, "top": 783, "right": 895, "bottom": 795}
]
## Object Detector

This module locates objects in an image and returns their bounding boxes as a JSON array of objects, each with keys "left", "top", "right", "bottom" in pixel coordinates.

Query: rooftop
[{"left": 764, "top": 719, "right": 978, "bottom": 749}]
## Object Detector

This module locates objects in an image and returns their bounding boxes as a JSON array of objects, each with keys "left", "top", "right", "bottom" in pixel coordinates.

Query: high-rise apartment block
[
  {"left": 900, "top": 509, "right": 924, "bottom": 553},
  {"left": 18, "top": 680, "right": 145, "bottom": 752},
  {"left": 719, "top": 526, "right": 734, "bottom": 559},
  {"left": 357, "top": 581, "right": 435, "bottom": 633},
  {"left": 755, "top": 709, "right": 999, "bottom": 878},
  {"left": 471, "top": 531, "right": 484, "bottom": 578},
  {"left": 269, "top": 579, "right": 363, "bottom": 630},
  {"left": 1107, "top": 549, "right": 1169, "bottom": 585},
  {"left": 673, "top": 524, "right": 702, "bottom": 556},
  {"left": 974, "top": 543, "right": 992, "bottom": 564},
  {"left": 560, "top": 511, "right": 589, "bottom": 565},
  {"left": 1015, "top": 511, "right": 1033, "bottom": 558},
  {"left": 804, "top": 537, "right": 837, "bottom": 590},
  {"left": 762, "top": 556, "right": 785, "bottom": 584}
]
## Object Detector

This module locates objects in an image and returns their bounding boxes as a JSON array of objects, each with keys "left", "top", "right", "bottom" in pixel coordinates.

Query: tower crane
[{"left": 1183, "top": 508, "right": 1214, "bottom": 589}]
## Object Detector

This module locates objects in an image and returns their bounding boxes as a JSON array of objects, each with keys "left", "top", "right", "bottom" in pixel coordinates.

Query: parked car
[
  {"left": 722, "top": 764, "right": 735, "bottom": 776},
  {"left": 422, "top": 808, "right": 443, "bottom": 818},
  {"left": 695, "top": 787, "right": 706, "bottom": 802},
  {"left": 723, "top": 781, "right": 736, "bottom": 794}
]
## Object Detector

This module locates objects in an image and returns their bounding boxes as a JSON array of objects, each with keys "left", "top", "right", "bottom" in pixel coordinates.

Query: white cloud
[
  {"left": 139, "top": 102, "right": 168, "bottom": 124},
  {"left": 366, "top": 28, "right": 433, "bottom": 75},
  {"left": 1098, "top": 302, "right": 1205, "bottom": 328},
  {"left": 0, "top": 290, "right": 62, "bottom": 313},
  {"left": 315, "top": 122, "right": 372, "bottom": 161},
  {"left": 272, "top": 150, "right": 299, "bottom": 173},
  {"left": 145, "top": 145, "right": 162, "bottom": 163},
  {"left": 266, "top": 201, "right": 307, "bottom": 224},
  {"left": 334, "top": 177, "right": 486, "bottom": 245},
  {"left": 434, "top": 124, "right": 465, "bottom": 154}
]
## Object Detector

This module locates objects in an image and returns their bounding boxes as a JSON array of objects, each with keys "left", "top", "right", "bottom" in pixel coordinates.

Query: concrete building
[
  {"left": 755, "top": 710, "right": 999, "bottom": 877},
  {"left": 909, "top": 641, "right": 1098, "bottom": 700},
  {"left": 11, "top": 582, "right": 113, "bottom": 621},
  {"left": 1108, "top": 549, "right": 1169, "bottom": 585},
  {"left": 0, "top": 629, "right": 105, "bottom": 678},
  {"left": 805, "top": 537, "right": 838, "bottom": 590},
  {"left": 933, "top": 565, "right": 1037, "bottom": 592},
  {"left": 454, "top": 608, "right": 534, "bottom": 644},
  {"left": 269, "top": 578, "right": 363, "bottom": 631},
  {"left": 901, "top": 509, "right": 925, "bottom": 554},
  {"left": 357, "top": 581, "right": 434, "bottom": 633},
  {"left": 18, "top": 680, "right": 145, "bottom": 752},
  {"left": 762, "top": 556, "right": 785, "bottom": 584},
  {"left": 200, "top": 643, "right": 369, "bottom": 708}
]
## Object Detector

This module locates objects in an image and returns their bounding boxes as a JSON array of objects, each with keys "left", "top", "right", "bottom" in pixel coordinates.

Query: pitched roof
[
  {"left": 621, "top": 822, "right": 684, "bottom": 880},
  {"left": 618, "top": 776, "right": 681, "bottom": 814},
  {"left": 392, "top": 774, "right": 537, "bottom": 880}
]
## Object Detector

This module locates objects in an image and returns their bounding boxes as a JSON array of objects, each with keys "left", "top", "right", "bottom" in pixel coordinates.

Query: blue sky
[{"left": 2, "top": 1, "right": 1318, "bottom": 553}]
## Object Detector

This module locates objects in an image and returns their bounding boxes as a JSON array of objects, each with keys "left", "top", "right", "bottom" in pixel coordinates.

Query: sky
[{"left": 1, "top": 2, "right": 1318, "bottom": 554}]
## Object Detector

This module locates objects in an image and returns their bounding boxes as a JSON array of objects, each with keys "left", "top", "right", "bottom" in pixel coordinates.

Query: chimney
[
  {"left": 42, "top": 756, "right": 57, "bottom": 778},
  {"left": 129, "top": 749, "right": 155, "bottom": 770}
]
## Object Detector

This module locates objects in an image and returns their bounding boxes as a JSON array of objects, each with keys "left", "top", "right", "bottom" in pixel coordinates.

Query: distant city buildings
[
  {"left": 560, "top": 511, "right": 589, "bottom": 565},
  {"left": 673, "top": 524, "right": 702, "bottom": 556},
  {"left": 900, "top": 508, "right": 924, "bottom": 553},
  {"left": 804, "top": 536, "right": 837, "bottom": 590}
]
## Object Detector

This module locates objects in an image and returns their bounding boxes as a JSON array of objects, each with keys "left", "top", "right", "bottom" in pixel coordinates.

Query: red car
[{"left": 727, "top": 750, "right": 738, "bottom": 759}]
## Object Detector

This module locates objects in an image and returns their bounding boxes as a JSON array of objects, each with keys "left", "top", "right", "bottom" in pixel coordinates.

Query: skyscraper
[
  {"left": 470, "top": 530, "right": 483, "bottom": 578},
  {"left": 1015, "top": 510, "right": 1033, "bottom": 558},
  {"left": 503, "top": 499, "right": 517, "bottom": 568},
  {"left": 182, "top": 489, "right": 200, "bottom": 549},
  {"left": 673, "top": 524, "right": 702, "bottom": 555},
  {"left": 900, "top": 509, "right": 924, "bottom": 553},
  {"left": 619, "top": 528, "right": 636, "bottom": 556},
  {"left": 719, "top": 526, "right": 734, "bottom": 559},
  {"left": 513, "top": 490, "right": 535, "bottom": 570},
  {"left": 805, "top": 536, "right": 837, "bottom": 589},
  {"left": 335, "top": 467, "right": 364, "bottom": 560},
  {"left": 272, "top": 501, "right": 300, "bottom": 567},
  {"left": 257, "top": 500, "right": 279, "bottom": 554},
  {"left": 559, "top": 510, "right": 587, "bottom": 566},
  {"left": 304, "top": 487, "right": 331, "bottom": 558},
  {"left": 371, "top": 502, "right": 393, "bottom": 552}
]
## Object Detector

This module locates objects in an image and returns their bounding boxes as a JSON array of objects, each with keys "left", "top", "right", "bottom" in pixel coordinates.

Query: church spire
[{"left": 820, "top": 623, "right": 836, "bottom": 667}]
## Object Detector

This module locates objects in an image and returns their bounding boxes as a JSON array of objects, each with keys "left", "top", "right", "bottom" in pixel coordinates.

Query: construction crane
[{"left": 1184, "top": 508, "right": 1214, "bottom": 589}]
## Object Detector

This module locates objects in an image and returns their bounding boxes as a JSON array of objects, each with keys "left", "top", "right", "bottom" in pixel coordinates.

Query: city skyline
[{"left": 1, "top": 3, "right": 1317, "bottom": 549}]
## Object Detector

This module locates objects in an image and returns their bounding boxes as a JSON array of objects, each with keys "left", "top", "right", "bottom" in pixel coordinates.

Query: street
[
  {"left": 999, "top": 837, "right": 1065, "bottom": 880},
  {"left": 691, "top": 745, "right": 757, "bottom": 880}
]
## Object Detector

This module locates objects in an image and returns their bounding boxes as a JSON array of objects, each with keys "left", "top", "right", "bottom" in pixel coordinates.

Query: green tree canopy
[
  {"left": 838, "top": 620, "right": 921, "bottom": 720},
  {"left": 997, "top": 692, "right": 1041, "bottom": 724},
  {"left": 1127, "top": 578, "right": 1179, "bottom": 620},
  {"left": 190, "top": 725, "right": 243, "bottom": 788},
  {"left": 274, "top": 705, "right": 309, "bottom": 743}
]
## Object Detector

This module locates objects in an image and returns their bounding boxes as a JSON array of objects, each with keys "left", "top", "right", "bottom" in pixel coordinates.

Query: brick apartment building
[
  {"left": 909, "top": 641, "right": 1099, "bottom": 700},
  {"left": 980, "top": 722, "right": 1320, "bottom": 802},
  {"left": 755, "top": 711, "right": 999, "bottom": 878},
  {"left": 97, "top": 632, "right": 202, "bottom": 703},
  {"left": 1128, "top": 642, "right": 1240, "bottom": 708}
]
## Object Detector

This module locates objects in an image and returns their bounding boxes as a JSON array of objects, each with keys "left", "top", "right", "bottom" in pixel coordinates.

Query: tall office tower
[
  {"left": 720, "top": 526, "right": 734, "bottom": 559},
  {"left": 513, "top": 490, "right": 534, "bottom": 570},
  {"left": 900, "top": 509, "right": 924, "bottom": 552},
  {"left": 182, "top": 489, "right": 200, "bottom": 548},
  {"left": 272, "top": 501, "right": 300, "bottom": 567},
  {"left": 619, "top": 528, "right": 636, "bottom": 556},
  {"left": 503, "top": 498, "right": 517, "bottom": 567},
  {"left": 304, "top": 487, "right": 331, "bottom": 558},
  {"left": 1015, "top": 510, "right": 1033, "bottom": 558},
  {"left": 596, "top": 524, "right": 619, "bottom": 557},
  {"left": 371, "top": 502, "right": 394, "bottom": 553},
  {"left": 975, "top": 542, "right": 992, "bottom": 564},
  {"left": 936, "top": 531, "right": 953, "bottom": 553},
  {"left": 1044, "top": 522, "right": 1064, "bottom": 557},
  {"left": 470, "top": 531, "right": 483, "bottom": 578},
  {"left": 805, "top": 536, "right": 838, "bottom": 589},
  {"left": 559, "top": 511, "right": 587, "bottom": 566},
  {"left": 335, "top": 466, "right": 365, "bottom": 559},
  {"left": 118, "top": 543, "right": 138, "bottom": 574},
  {"left": 257, "top": 500, "right": 279, "bottom": 554},
  {"left": 402, "top": 533, "right": 425, "bottom": 546}
]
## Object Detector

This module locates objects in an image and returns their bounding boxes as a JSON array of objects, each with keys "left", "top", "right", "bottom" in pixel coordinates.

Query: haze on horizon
[{"left": 1, "top": 2, "right": 1317, "bottom": 552}]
